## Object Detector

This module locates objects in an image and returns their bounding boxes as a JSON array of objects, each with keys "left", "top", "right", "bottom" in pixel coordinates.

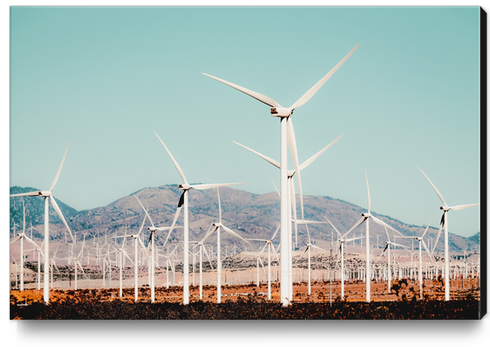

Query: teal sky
[{"left": 10, "top": 6, "right": 481, "bottom": 237}]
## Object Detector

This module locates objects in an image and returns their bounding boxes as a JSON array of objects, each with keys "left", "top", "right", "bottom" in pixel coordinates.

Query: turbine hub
[
  {"left": 441, "top": 206, "right": 450, "bottom": 211},
  {"left": 179, "top": 183, "right": 191, "bottom": 190},
  {"left": 270, "top": 107, "right": 292, "bottom": 117},
  {"left": 362, "top": 212, "right": 372, "bottom": 217}
]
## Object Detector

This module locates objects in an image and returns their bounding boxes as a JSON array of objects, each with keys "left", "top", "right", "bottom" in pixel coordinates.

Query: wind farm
[{"left": 9, "top": 7, "right": 482, "bottom": 322}]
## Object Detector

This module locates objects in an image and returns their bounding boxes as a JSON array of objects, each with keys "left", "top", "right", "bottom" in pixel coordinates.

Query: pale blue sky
[{"left": 10, "top": 6, "right": 481, "bottom": 237}]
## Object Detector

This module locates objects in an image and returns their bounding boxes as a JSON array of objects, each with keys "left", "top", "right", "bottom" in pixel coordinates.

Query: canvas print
[{"left": 9, "top": 6, "right": 484, "bottom": 320}]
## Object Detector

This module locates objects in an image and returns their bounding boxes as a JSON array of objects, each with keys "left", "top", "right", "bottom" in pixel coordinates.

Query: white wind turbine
[
  {"left": 114, "top": 216, "right": 147, "bottom": 302},
  {"left": 418, "top": 167, "right": 479, "bottom": 301},
  {"left": 204, "top": 44, "right": 359, "bottom": 306},
  {"left": 154, "top": 131, "right": 244, "bottom": 305},
  {"left": 380, "top": 226, "right": 407, "bottom": 294},
  {"left": 134, "top": 196, "right": 183, "bottom": 303},
  {"left": 342, "top": 169, "right": 404, "bottom": 302},
  {"left": 205, "top": 188, "right": 251, "bottom": 303},
  {"left": 324, "top": 216, "right": 364, "bottom": 300},
  {"left": 246, "top": 225, "right": 280, "bottom": 300},
  {"left": 403, "top": 215, "right": 434, "bottom": 298},
  {"left": 10, "top": 143, "right": 75, "bottom": 303},
  {"left": 191, "top": 223, "right": 215, "bottom": 300},
  {"left": 113, "top": 237, "right": 134, "bottom": 298},
  {"left": 9, "top": 199, "right": 41, "bottom": 291}
]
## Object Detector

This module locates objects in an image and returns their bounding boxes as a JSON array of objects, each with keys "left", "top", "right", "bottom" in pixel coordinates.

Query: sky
[{"left": 9, "top": 6, "right": 481, "bottom": 238}]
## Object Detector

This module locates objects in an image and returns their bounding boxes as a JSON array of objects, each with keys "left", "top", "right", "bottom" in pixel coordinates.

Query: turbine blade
[
  {"left": 134, "top": 196, "right": 154, "bottom": 228},
  {"left": 233, "top": 141, "right": 281, "bottom": 169},
  {"left": 421, "top": 239, "right": 433, "bottom": 261},
  {"left": 364, "top": 169, "right": 371, "bottom": 213},
  {"left": 154, "top": 132, "right": 188, "bottom": 184},
  {"left": 138, "top": 214, "right": 148, "bottom": 236},
  {"left": 272, "top": 180, "right": 280, "bottom": 197},
  {"left": 383, "top": 243, "right": 389, "bottom": 252},
  {"left": 449, "top": 203, "right": 480, "bottom": 211},
  {"left": 289, "top": 44, "right": 359, "bottom": 111},
  {"left": 191, "top": 182, "right": 245, "bottom": 190},
  {"left": 432, "top": 216, "right": 444, "bottom": 255},
  {"left": 342, "top": 216, "right": 366, "bottom": 239},
  {"left": 310, "top": 244, "right": 326, "bottom": 252},
  {"left": 371, "top": 216, "right": 404, "bottom": 237},
  {"left": 217, "top": 188, "right": 222, "bottom": 223},
  {"left": 10, "top": 191, "right": 43, "bottom": 197},
  {"left": 299, "top": 134, "right": 344, "bottom": 171},
  {"left": 50, "top": 196, "right": 76, "bottom": 244},
  {"left": 162, "top": 205, "right": 183, "bottom": 249},
  {"left": 291, "top": 178, "right": 298, "bottom": 246},
  {"left": 418, "top": 167, "right": 447, "bottom": 206},
  {"left": 287, "top": 118, "right": 304, "bottom": 219},
  {"left": 222, "top": 225, "right": 251, "bottom": 245},
  {"left": 202, "top": 245, "right": 213, "bottom": 270},
  {"left": 50, "top": 142, "right": 69, "bottom": 192},
  {"left": 202, "top": 73, "right": 282, "bottom": 108},
  {"left": 421, "top": 212, "right": 435, "bottom": 238},
  {"left": 324, "top": 216, "right": 342, "bottom": 239},
  {"left": 345, "top": 236, "right": 365, "bottom": 242},
  {"left": 10, "top": 235, "right": 22, "bottom": 245},
  {"left": 271, "top": 224, "right": 280, "bottom": 241}
]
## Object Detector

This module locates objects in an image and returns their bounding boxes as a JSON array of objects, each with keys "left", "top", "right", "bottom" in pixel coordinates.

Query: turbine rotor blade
[
  {"left": 299, "top": 134, "right": 344, "bottom": 171},
  {"left": 134, "top": 196, "right": 154, "bottom": 228},
  {"left": 418, "top": 167, "right": 447, "bottom": 206},
  {"left": 432, "top": 216, "right": 444, "bottom": 255},
  {"left": 342, "top": 216, "right": 366, "bottom": 239},
  {"left": 191, "top": 182, "right": 245, "bottom": 190},
  {"left": 371, "top": 216, "right": 404, "bottom": 237},
  {"left": 324, "top": 216, "right": 342, "bottom": 239},
  {"left": 50, "top": 196, "right": 76, "bottom": 244},
  {"left": 222, "top": 225, "right": 251, "bottom": 245},
  {"left": 154, "top": 132, "right": 188, "bottom": 184},
  {"left": 162, "top": 205, "right": 183, "bottom": 249},
  {"left": 364, "top": 169, "right": 371, "bottom": 213},
  {"left": 449, "top": 203, "right": 480, "bottom": 211},
  {"left": 289, "top": 43, "right": 360, "bottom": 111},
  {"left": 10, "top": 191, "right": 43, "bottom": 197},
  {"left": 50, "top": 142, "right": 70, "bottom": 192},
  {"left": 234, "top": 141, "right": 280, "bottom": 169},
  {"left": 421, "top": 212, "right": 435, "bottom": 238},
  {"left": 287, "top": 118, "right": 303, "bottom": 219},
  {"left": 202, "top": 73, "right": 282, "bottom": 108}
]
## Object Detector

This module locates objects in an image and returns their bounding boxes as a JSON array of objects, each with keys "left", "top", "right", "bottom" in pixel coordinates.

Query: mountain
[{"left": 9, "top": 185, "right": 480, "bottom": 255}]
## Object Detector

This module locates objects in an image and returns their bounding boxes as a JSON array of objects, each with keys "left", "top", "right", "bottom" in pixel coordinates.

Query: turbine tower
[{"left": 203, "top": 45, "right": 358, "bottom": 306}]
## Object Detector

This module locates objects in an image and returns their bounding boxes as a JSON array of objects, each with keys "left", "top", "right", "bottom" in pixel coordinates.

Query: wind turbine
[
  {"left": 154, "top": 131, "right": 244, "bottom": 305},
  {"left": 114, "top": 216, "right": 147, "bottom": 302},
  {"left": 246, "top": 224, "right": 280, "bottom": 300},
  {"left": 379, "top": 226, "right": 408, "bottom": 294},
  {"left": 418, "top": 167, "right": 480, "bottom": 301},
  {"left": 10, "top": 143, "right": 75, "bottom": 303},
  {"left": 403, "top": 215, "right": 434, "bottom": 298},
  {"left": 342, "top": 169, "right": 404, "bottom": 302},
  {"left": 204, "top": 44, "right": 359, "bottom": 306},
  {"left": 191, "top": 223, "right": 215, "bottom": 300},
  {"left": 204, "top": 188, "right": 251, "bottom": 303},
  {"left": 134, "top": 196, "right": 182, "bottom": 303},
  {"left": 324, "top": 216, "right": 364, "bottom": 300}
]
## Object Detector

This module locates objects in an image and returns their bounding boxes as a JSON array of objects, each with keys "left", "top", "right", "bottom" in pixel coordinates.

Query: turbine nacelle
[
  {"left": 179, "top": 183, "right": 192, "bottom": 190},
  {"left": 270, "top": 107, "right": 293, "bottom": 117},
  {"left": 361, "top": 212, "right": 372, "bottom": 218},
  {"left": 440, "top": 206, "right": 450, "bottom": 211},
  {"left": 213, "top": 222, "right": 223, "bottom": 228}
]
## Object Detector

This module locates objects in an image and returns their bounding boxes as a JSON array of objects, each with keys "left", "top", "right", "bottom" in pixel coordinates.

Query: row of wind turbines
[{"left": 10, "top": 42, "right": 479, "bottom": 306}]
